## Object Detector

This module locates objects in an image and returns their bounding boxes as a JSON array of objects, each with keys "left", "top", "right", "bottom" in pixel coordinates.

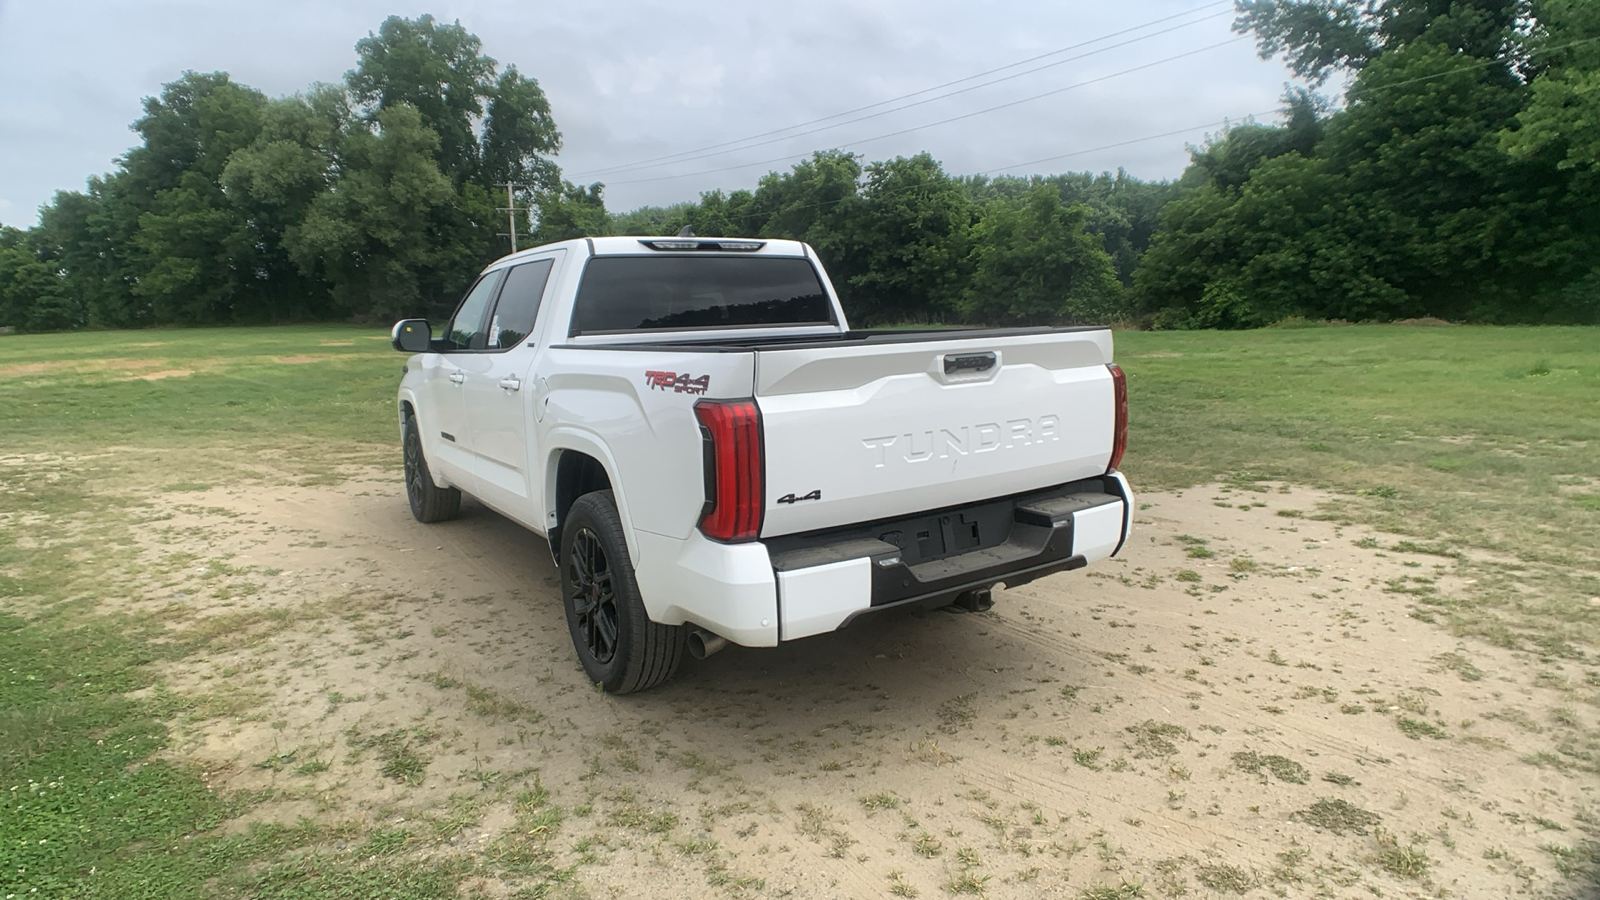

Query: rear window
[{"left": 569, "top": 256, "right": 834, "bottom": 335}]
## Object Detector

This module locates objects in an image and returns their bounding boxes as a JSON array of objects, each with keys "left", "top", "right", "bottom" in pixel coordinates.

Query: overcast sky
[{"left": 0, "top": 0, "right": 1298, "bottom": 228}]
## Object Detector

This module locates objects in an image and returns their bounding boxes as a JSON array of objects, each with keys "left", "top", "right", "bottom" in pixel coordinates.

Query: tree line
[{"left": 1, "top": 1, "right": 1595, "bottom": 332}]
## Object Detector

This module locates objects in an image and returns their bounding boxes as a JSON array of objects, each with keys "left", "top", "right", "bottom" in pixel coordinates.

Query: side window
[
  {"left": 487, "top": 259, "right": 555, "bottom": 350},
  {"left": 443, "top": 271, "right": 504, "bottom": 351}
]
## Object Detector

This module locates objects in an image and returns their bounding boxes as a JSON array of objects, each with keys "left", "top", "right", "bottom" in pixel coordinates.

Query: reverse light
[
  {"left": 1107, "top": 363, "right": 1128, "bottom": 472},
  {"left": 694, "top": 400, "right": 764, "bottom": 542}
]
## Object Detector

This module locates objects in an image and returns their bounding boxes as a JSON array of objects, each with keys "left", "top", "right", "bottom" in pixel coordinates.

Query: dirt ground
[{"left": 126, "top": 471, "right": 1597, "bottom": 899}]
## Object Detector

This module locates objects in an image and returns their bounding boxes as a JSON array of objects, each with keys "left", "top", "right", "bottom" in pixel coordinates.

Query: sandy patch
[
  {"left": 0, "top": 357, "right": 175, "bottom": 378},
  {"left": 318, "top": 341, "right": 355, "bottom": 347},
  {"left": 112, "top": 477, "right": 1598, "bottom": 899},
  {"left": 125, "top": 369, "right": 193, "bottom": 381},
  {"left": 273, "top": 354, "right": 344, "bottom": 364}
]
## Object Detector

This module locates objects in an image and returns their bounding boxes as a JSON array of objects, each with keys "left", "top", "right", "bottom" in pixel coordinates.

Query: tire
[
  {"left": 403, "top": 414, "right": 461, "bottom": 523},
  {"left": 560, "top": 490, "right": 684, "bottom": 693}
]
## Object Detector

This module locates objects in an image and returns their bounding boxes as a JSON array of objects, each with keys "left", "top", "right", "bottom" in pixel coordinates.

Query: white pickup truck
[{"left": 392, "top": 236, "right": 1132, "bottom": 693}]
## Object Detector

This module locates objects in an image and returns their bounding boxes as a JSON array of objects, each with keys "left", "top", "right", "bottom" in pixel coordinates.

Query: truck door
[
  {"left": 460, "top": 253, "right": 561, "bottom": 526},
  {"left": 420, "top": 269, "right": 505, "bottom": 494}
]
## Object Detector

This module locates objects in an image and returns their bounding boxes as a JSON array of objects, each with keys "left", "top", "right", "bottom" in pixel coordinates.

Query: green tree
[
  {"left": 481, "top": 65, "right": 562, "bottom": 191},
  {"left": 1504, "top": 0, "right": 1600, "bottom": 172},
  {"left": 126, "top": 73, "right": 266, "bottom": 323},
  {"left": 530, "top": 182, "right": 612, "bottom": 244},
  {"left": 1134, "top": 0, "right": 1597, "bottom": 326},
  {"left": 285, "top": 103, "right": 457, "bottom": 320},
  {"left": 0, "top": 227, "right": 75, "bottom": 331},
  {"left": 1234, "top": 0, "right": 1528, "bottom": 83},
  {"left": 963, "top": 186, "right": 1123, "bottom": 324},
  {"left": 35, "top": 180, "right": 144, "bottom": 328},
  {"left": 844, "top": 153, "right": 974, "bottom": 324},
  {"left": 221, "top": 85, "right": 353, "bottom": 320},
  {"left": 347, "top": 14, "right": 497, "bottom": 183}
]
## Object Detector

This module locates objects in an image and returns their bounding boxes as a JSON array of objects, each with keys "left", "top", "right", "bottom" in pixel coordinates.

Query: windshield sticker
[{"left": 644, "top": 370, "right": 711, "bottom": 395}]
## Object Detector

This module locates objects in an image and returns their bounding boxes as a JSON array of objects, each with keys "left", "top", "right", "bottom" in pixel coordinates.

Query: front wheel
[
  {"left": 402, "top": 414, "right": 461, "bottom": 523},
  {"left": 560, "top": 490, "right": 684, "bottom": 693}
]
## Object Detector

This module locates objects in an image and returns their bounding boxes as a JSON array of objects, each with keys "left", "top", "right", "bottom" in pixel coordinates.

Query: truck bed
[{"left": 554, "top": 325, "right": 1106, "bottom": 353}]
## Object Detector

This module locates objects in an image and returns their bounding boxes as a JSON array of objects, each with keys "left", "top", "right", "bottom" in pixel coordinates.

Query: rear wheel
[
  {"left": 561, "top": 491, "right": 684, "bottom": 693},
  {"left": 403, "top": 414, "right": 461, "bottom": 523}
]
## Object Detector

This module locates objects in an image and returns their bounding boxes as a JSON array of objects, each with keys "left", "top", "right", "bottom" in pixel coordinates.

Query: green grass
[
  {"left": 1119, "top": 325, "right": 1600, "bottom": 653},
  {"left": 0, "top": 325, "right": 398, "bottom": 456}
]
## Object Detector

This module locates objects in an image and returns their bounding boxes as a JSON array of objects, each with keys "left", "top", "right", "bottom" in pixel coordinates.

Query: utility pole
[{"left": 496, "top": 183, "right": 524, "bottom": 253}]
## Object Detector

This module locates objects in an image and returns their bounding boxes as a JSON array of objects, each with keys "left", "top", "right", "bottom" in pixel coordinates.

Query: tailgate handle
[{"left": 944, "top": 352, "right": 997, "bottom": 374}]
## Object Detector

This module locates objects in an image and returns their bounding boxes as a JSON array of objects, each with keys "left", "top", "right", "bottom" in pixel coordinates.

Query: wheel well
[
  {"left": 400, "top": 400, "right": 416, "bottom": 420},
  {"left": 549, "top": 451, "right": 612, "bottom": 558}
]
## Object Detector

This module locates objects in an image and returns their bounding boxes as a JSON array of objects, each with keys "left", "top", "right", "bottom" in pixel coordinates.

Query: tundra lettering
[{"left": 862, "top": 415, "right": 1061, "bottom": 468}]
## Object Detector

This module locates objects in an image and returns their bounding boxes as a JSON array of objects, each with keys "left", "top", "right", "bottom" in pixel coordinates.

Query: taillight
[
  {"left": 694, "top": 400, "right": 764, "bottom": 541},
  {"left": 1107, "top": 363, "right": 1128, "bottom": 472}
]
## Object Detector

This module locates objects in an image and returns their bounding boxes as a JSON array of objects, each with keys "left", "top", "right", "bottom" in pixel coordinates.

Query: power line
[
  {"left": 605, "top": 38, "right": 1244, "bottom": 186},
  {"left": 581, "top": 15, "right": 1236, "bottom": 179},
  {"left": 708, "top": 35, "right": 1600, "bottom": 220},
  {"left": 567, "top": 1, "right": 1234, "bottom": 179}
]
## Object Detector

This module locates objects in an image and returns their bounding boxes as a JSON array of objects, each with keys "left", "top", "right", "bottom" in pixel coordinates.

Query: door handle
[
  {"left": 448, "top": 372, "right": 466, "bottom": 384},
  {"left": 499, "top": 375, "right": 522, "bottom": 391}
]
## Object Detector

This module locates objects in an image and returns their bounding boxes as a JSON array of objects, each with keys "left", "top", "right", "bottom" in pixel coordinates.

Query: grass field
[
  {"left": 1120, "top": 324, "right": 1600, "bottom": 656},
  {"left": 2, "top": 322, "right": 1597, "bottom": 898}
]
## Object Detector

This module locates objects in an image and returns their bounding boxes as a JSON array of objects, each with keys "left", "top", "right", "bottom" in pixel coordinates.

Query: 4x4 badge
[{"left": 775, "top": 490, "right": 822, "bottom": 505}]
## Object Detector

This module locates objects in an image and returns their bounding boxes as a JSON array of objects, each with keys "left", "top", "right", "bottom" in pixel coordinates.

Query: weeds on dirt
[
  {"left": 861, "top": 791, "right": 901, "bottom": 812},
  {"left": 938, "top": 693, "right": 978, "bottom": 733},
  {"left": 796, "top": 803, "right": 854, "bottom": 858},
  {"left": 1370, "top": 828, "right": 1431, "bottom": 880},
  {"left": 607, "top": 790, "right": 678, "bottom": 834},
  {"left": 944, "top": 846, "right": 990, "bottom": 896},
  {"left": 1292, "top": 799, "right": 1383, "bottom": 835},
  {"left": 1126, "top": 720, "right": 1191, "bottom": 757},
  {"left": 1196, "top": 862, "right": 1255, "bottom": 893},
  {"left": 1232, "top": 750, "right": 1310, "bottom": 784},
  {"left": 1540, "top": 840, "right": 1600, "bottom": 883},
  {"left": 345, "top": 726, "right": 436, "bottom": 785},
  {"left": 887, "top": 869, "right": 919, "bottom": 897},
  {"left": 1396, "top": 716, "right": 1449, "bottom": 740}
]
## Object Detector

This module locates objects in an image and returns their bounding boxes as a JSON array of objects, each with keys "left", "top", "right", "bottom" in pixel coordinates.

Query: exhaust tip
[{"left": 687, "top": 627, "right": 729, "bottom": 660}]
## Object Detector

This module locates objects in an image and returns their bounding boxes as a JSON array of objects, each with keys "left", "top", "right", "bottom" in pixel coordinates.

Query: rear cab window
[{"left": 569, "top": 256, "right": 835, "bottom": 336}]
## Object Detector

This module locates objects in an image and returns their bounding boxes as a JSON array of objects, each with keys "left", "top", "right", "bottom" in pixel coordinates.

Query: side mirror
[{"left": 392, "top": 319, "right": 431, "bottom": 353}]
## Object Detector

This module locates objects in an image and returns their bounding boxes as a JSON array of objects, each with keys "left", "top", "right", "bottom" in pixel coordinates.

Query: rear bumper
[
  {"left": 639, "top": 473, "right": 1132, "bottom": 646},
  {"left": 766, "top": 473, "right": 1132, "bottom": 641}
]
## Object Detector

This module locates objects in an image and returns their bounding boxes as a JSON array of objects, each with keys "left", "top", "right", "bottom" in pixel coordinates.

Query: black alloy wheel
[
  {"left": 402, "top": 414, "right": 461, "bottom": 523},
  {"left": 567, "top": 526, "right": 619, "bottom": 664},
  {"left": 559, "top": 490, "right": 685, "bottom": 693}
]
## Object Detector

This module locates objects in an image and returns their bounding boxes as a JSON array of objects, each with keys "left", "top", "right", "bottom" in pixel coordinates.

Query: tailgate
[{"left": 756, "top": 330, "right": 1116, "bottom": 538}]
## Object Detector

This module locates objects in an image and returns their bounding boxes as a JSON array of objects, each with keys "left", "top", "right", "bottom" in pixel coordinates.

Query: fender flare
[{"left": 542, "top": 427, "right": 642, "bottom": 563}]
